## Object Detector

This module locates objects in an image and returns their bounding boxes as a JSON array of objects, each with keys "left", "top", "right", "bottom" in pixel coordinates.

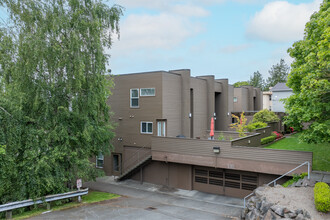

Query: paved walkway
[
  {"left": 29, "top": 177, "right": 243, "bottom": 220},
  {"left": 311, "top": 171, "right": 330, "bottom": 184}
]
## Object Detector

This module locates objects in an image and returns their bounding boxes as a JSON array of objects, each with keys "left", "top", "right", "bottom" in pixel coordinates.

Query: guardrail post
[
  {"left": 46, "top": 203, "right": 51, "bottom": 210},
  {"left": 6, "top": 210, "right": 12, "bottom": 219},
  {"left": 308, "top": 162, "right": 310, "bottom": 179}
]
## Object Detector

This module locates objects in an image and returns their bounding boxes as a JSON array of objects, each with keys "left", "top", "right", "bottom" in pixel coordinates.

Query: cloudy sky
[{"left": 108, "top": 0, "right": 322, "bottom": 83}]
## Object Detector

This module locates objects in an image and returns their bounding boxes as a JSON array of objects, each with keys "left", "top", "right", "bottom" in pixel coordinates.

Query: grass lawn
[
  {"left": 265, "top": 133, "right": 330, "bottom": 172},
  {"left": 12, "top": 191, "right": 120, "bottom": 220}
]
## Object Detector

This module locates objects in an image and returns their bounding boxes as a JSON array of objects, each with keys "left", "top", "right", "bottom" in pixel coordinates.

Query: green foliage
[
  {"left": 314, "top": 182, "right": 330, "bottom": 213},
  {"left": 249, "top": 71, "right": 265, "bottom": 90},
  {"left": 285, "top": 0, "right": 330, "bottom": 144},
  {"left": 233, "top": 81, "right": 250, "bottom": 88},
  {"left": 0, "top": 0, "right": 122, "bottom": 204},
  {"left": 265, "top": 133, "right": 330, "bottom": 171},
  {"left": 265, "top": 59, "right": 289, "bottom": 89},
  {"left": 261, "top": 136, "right": 275, "bottom": 145},
  {"left": 217, "top": 132, "right": 225, "bottom": 141},
  {"left": 282, "top": 172, "right": 308, "bottom": 187},
  {"left": 246, "top": 122, "right": 267, "bottom": 132},
  {"left": 253, "top": 109, "right": 280, "bottom": 123},
  {"left": 230, "top": 112, "right": 247, "bottom": 137}
]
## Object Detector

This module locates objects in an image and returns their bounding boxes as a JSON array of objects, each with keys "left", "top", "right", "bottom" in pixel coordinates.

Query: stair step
[{"left": 117, "top": 156, "right": 152, "bottom": 181}]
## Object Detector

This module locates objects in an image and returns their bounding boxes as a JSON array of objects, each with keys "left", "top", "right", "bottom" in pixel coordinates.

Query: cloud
[
  {"left": 170, "top": 4, "right": 210, "bottom": 17},
  {"left": 246, "top": 0, "right": 322, "bottom": 42},
  {"left": 219, "top": 44, "right": 252, "bottom": 54},
  {"left": 111, "top": 13, "right": 203, "bottom": 56}
]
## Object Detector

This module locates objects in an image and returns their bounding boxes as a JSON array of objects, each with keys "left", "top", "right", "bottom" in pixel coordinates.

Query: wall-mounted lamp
[
  {"left": 118, "top": 117, "right": 123, "bottom": 120},
  {"left": 117, "top": 137, "right": 123, "bottom": 141},
  {"left": 213, "top": 146, "right": 220, "bottom": 154},
  {"left": 263, "top": 130, "right": 266, "bottom": 133},
  {"left": 189, "top": 113, "right": 192, "bottom": 118},
  {"left": 248, "top": 140, "right": 251, "bottom": 144},
  {"left": 214, "top": 117, "right": 217, "bottom": 120},
  {"left": 213, "top": 113, "right": 216, "bottom": 117}
]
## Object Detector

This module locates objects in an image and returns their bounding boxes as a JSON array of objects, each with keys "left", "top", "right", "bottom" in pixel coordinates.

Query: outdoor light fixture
[{"left": 213, "top": 147, "right": 220, "bottom": 154}]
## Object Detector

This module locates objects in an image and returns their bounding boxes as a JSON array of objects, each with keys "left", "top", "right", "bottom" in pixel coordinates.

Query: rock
[
  {"left": 284, "top": 211, "right": 297, "bottom": 218},
  {"left": 303, "top": 209, "right": 311, "bottom": 219},
  {"left": 255, "top": 187, "right": 265, "bottom": 197},
  {"left": 260, "top": 200, "right": 273, "bottom": 215},
  {"left": 295, "top": 179, "right": 303, "bottom": 187},
  {"left": 241, "top": 209, "right": 247, "bottom": 219},
  {"left": 263, "top": 209, "right": 281, "bottom": 220},
  {"left": 256, "top": 201, "right": 262, "bottom": 210},
  {"left": 270, "top": 205, "right": 285, "bottom": 217},
  {"left": 295, "top": 209, "right": 303, "bottom": 215},
  {"left": 296, "top": 213, "right": 305, "bottom": 220},
  {"left": 301, "top": 177, "right": 315, "bottom": 187},
  {"left": 245, "top": 208, "right": 261, "bottom": 220}
]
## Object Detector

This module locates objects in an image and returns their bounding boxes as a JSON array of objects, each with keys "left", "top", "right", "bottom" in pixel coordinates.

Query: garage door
[{"left": 193, "top": 166, "right": 258, "bottom": 198}]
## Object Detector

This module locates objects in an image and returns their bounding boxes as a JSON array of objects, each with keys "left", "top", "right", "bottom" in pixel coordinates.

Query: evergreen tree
[
  {"left": 266, "top": 59, "right": 290, "bottom": 89},
  {"left": 249, "top": 71, "right": 265, "bottom": 90}
]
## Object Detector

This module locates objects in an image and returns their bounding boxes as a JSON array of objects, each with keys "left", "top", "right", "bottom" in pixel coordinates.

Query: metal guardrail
[
  {"left": 243, "top": 161, "right": 310, "bottom": 208},
  {"left": 0, "top": 188, "right": 88, "bottom": 218}
]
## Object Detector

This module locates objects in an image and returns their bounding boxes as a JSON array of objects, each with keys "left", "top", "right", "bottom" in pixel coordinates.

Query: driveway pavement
[{"left": 29, "top": 177, "right": 244, "bottom": 220}]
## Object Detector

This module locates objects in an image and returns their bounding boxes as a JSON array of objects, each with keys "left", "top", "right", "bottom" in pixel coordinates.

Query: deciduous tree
[
  {"left": 0, "top": 0, "right": 122, "bottom": 204},
  {"left": 285, "top": 0, "right": 329, "bottom": 143}
]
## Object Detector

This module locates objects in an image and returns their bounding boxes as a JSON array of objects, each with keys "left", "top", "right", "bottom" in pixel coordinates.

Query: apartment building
[{"left": 97, "top": 69, "right": 311, "bottom": 198}]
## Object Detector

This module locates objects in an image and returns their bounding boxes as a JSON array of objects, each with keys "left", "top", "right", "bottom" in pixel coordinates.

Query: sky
[
  {"left": 0, "top": 0, "right": 323, "bottom": 84},
  {"left": 108, "top": 0, "right": 322, "bottom": 84}
]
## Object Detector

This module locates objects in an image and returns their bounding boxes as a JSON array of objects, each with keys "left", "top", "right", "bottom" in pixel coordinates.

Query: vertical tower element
[{"left": 169, "top": 69, "right": 191, "bottom": 138}]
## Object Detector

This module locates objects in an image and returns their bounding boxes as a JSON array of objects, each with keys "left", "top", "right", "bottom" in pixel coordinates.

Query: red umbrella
[{"left": 210, "top": 117, "right": 214, "bottom": 139}]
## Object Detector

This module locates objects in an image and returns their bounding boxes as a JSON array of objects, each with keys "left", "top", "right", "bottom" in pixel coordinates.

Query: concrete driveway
[{"left": 29, "top": 177, "right": 244, "bottom": 220}]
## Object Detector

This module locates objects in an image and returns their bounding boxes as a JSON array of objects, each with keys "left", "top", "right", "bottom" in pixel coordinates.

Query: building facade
[
  {"left": 97, "top": 70, "right": 311, "bottom": 198},
  {"left": 271, "top": 83, "right": 293, "bottom": 112}
]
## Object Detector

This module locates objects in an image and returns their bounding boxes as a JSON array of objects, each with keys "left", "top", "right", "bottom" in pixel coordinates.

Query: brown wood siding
[
  {"left": 162, "top": 73, "right": 182, "bottom": 137},
  {"left": 151, "top": 137, "right": 312, "bottom": 175},
  {"left": 190, "top": 78, "right": 208, "bottom": 138}
]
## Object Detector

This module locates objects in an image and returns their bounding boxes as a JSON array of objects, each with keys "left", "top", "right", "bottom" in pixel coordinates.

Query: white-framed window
[
  {"left": 130, "top": 88, "right": 139, "bottom": 108},
  {"left": 140, "top": 88, "right": 155, "bottom": 96},
  {"left": 157, "top": 120, "right": 166, "bottom": 137},
  {"left": 141, "top": 121, "right": 153, "bottom": 134},
  {"left": 96, "top": 153, "right": 104, "bottom": 168},
  {"left": 233, "top": 97, "right": 238, "bottom": 103}
]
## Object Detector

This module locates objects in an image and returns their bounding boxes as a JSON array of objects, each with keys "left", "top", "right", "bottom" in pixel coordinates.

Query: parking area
[{"left": 29, "top": 177, "right": 243, "bottom": 220}]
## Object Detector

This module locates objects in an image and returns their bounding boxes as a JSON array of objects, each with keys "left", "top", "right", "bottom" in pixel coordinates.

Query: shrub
[
  {"left": 272, "top": 131, "right": 283, "bottom": 140},
  {"left": 253, "top": 109, "right": 280, "bottom": 123},
  {"left": 261, "top": 136, "right": 276, "bottom": 145},
  {"left": 218, "top": 133, "right": 225, "bottom": 141},
  {"left": 246, "top": 122, "right": 267, "bottom": 132},
  {"left": 283, "top": 172, "right": 308, "bottom": 187},
  {"left": 314, "top": 182, "right": 330, "bottom": 213}
]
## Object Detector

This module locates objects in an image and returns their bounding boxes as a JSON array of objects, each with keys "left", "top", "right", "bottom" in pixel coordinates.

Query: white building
[
  {"left": 263, "top": 90, "right": 272, "bottom": 111},
  {"left": 271, "top": 83, "right": 293, "bottom": 112}
]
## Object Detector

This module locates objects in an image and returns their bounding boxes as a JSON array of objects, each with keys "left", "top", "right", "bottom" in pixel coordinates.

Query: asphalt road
[{"left": 29, "top": 180, "right": 243, "bottom": 220}]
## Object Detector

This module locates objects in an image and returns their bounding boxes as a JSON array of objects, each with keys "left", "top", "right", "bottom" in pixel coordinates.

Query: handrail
[
  {"left": 123, "top": 146, "right": 151, "bottom": 173},
  {"left": 243, "top": 161, "right": 310, "bottom": 208},
  {"left": 0, "top": 188, "right": 88, "bottom": 218}
]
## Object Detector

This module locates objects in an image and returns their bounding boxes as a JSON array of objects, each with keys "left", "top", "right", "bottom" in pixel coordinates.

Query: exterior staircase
[{"left": 116, "top": 155, "right": 152, "bottom": 181}]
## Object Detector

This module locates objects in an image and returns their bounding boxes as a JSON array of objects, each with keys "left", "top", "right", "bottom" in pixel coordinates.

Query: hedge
[
  {"left": 261, "top": 136, "right": 276, "bottom": 145},
  {"left": 246, "top": 122, "right": 267, "bottom": 132},
  {"left": 314, "top": 182, "right": 330, "bottom": 213}
]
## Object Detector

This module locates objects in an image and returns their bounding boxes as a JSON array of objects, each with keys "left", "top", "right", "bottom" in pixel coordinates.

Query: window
[
  {"left": 113, "top": 154, "right": 119, "bottom": 172},
  {"left": 96, "top": 153, "right": 104, "bottom": 168},
  {"left": 140, "top": 88, "right": 155, "bottom": 96},
  {"left": 233, "top": 97, "right": 238, "bottom": 103},
  {"left": 141, "top": 121, "right": 153, "bottom": 134},
  {"left": 157, "top": 120, "right": 166, "bottom": 137},
  {"left": 130, "top": 89, "right": 139, "bottom": 108},
  {"left": 269, "top": 95, "right": 272, "bottom": 101}
]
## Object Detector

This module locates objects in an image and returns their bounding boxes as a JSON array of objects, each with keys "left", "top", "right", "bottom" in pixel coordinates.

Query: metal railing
[
  {"left": 123, "top": 146, "right": 151, "bottom": 173},
  {"left": 0, "top": 188, "right": 88, "bottom": 218},
  {"left": 243, "top": 161, "right": 310, "bottom": 208}
]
